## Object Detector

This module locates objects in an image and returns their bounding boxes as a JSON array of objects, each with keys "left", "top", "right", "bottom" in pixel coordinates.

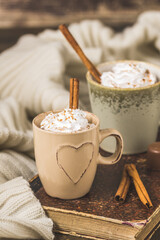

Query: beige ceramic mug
[{"left": 33, "top": 111, "right": 123, "bottom": 199}]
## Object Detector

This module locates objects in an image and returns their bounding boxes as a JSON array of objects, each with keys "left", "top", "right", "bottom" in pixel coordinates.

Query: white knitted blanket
[
  {"left": 0, "top": 98, "right": 53, "bottom": 239},
  {"left": 0, "top": 11, "right": 160, "bottom": 239}
]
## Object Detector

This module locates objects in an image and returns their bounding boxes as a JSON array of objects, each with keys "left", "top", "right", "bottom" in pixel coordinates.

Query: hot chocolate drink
[
  {"left": 33, "top": 76, "right": 123, "bottom": 199},
  {"left": 87, "top": 60, "right": 160, "bottom": 154}
]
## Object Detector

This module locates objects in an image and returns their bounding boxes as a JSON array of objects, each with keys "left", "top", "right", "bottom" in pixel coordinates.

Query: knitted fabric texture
[
  {"left": 0, "top": 98, "right": 54, "bottom": 239},
  {"left": 0, "top": 177, "right": 53, "bottom": 239},
  {"left": 0, "top": 11, "right": 160, "bottom": 239}
]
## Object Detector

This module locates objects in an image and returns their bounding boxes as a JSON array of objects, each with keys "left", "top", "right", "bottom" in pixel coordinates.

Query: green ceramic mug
[{"left": 86, "top": 60, "right": 160, "bottom": 154}]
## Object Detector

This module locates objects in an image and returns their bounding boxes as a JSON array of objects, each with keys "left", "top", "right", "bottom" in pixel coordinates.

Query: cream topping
[
  {"left": 40, "top": 109, "right": 95, "bottom": 133},
  {"left": 101, "top": 63, "right": 156, "bottom": 88}
]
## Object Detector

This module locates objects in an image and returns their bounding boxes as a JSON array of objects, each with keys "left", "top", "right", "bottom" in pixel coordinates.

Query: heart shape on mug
[{"left": 57, "top": 143, "right": 94, "bottom": 184}]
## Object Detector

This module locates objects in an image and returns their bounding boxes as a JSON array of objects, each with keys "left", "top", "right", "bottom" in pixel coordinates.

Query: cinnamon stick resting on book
[
  {"left": 115, "top": 166, "right": 131, "bottom": 202},
  {"left": 69, "top": 78, "right": 79, "bottom": 109},
  {"left": 126, "top": 164, "right": 153, "bottom": 208},
  {"left": 59, "top": 24, "right": 101, "bottom": 84},
  {"left": 115, "top": 164, "right": 153, "bottom": 208}
]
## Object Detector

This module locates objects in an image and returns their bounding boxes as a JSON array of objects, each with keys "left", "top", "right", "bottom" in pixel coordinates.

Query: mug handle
[{"left": 98, "top": 129, "right": 123, "bottom": 165}]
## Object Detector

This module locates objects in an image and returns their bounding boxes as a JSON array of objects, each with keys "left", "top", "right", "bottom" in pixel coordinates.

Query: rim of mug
[
  {"left": 86, "top": 60, "right": 160, "bottom": 91},
  {"left": 32, "top": 110, "right": 100, "bottom": 135}
]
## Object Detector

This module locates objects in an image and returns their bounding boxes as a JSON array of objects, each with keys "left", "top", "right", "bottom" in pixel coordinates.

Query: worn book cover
[{"left": 30, "top": 148, "right": 160, "bottom": 240}]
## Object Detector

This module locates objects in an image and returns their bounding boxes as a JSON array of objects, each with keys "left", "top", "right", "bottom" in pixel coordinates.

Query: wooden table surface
[{"left": 1, "top": 0, "right": 160, "bottom": 29}]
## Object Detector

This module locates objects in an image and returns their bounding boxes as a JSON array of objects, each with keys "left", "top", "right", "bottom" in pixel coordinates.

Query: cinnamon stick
[
  {"left": 73, "top": 78, "right": 79, "bottom": 109},
  {"left": 59, "top": 24, "right": 101, "bottom": 84},
  {"left": 69, "top": 78, "right": 74, "bottom": 108},
  {"left": 115, "top": 166, "right": 130, "bottom": 202},
  {"left": 69, "top": 78, "right": 79, "bottom": 109},
  {"left": 126, "top": 164, "right": 153, "bottom": 208}
]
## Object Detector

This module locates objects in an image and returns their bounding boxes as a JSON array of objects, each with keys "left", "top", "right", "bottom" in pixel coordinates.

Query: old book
[{"left": 30, "top": 149, "right": 160, "bottom": 240}]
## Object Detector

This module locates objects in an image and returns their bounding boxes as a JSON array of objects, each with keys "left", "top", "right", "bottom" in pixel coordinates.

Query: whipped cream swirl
[
  {"left": 40, "top": 109, "right": 95, "bottom": 133},
  {"left": 101, "top": 63, "right": 157, "bottom": 88}
]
